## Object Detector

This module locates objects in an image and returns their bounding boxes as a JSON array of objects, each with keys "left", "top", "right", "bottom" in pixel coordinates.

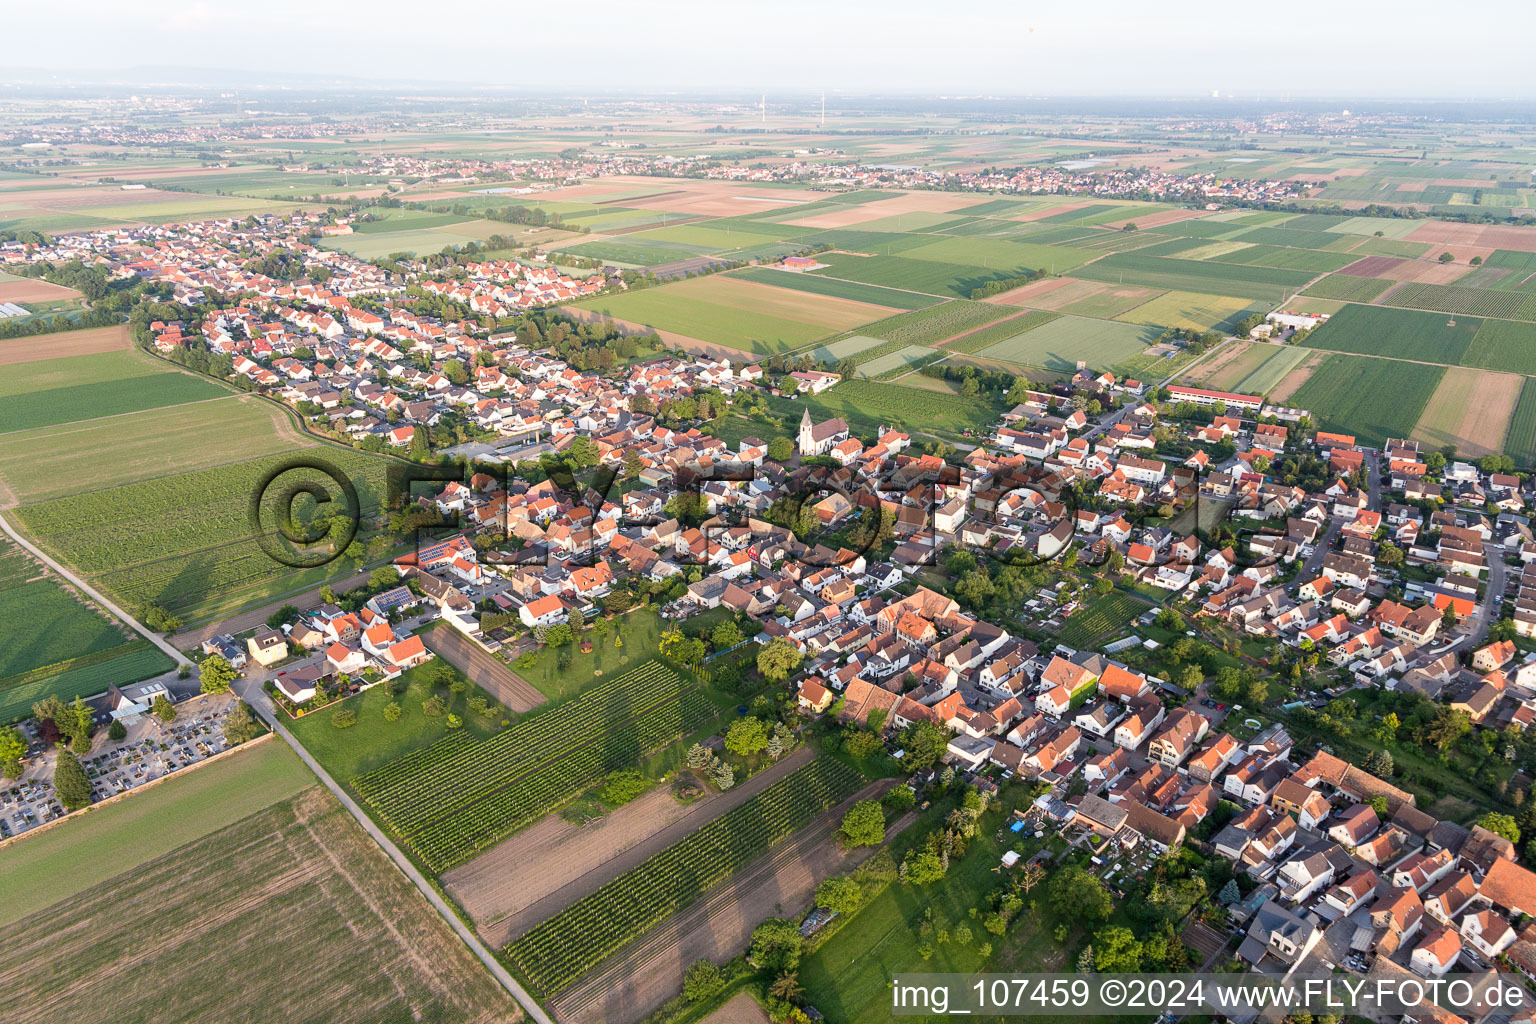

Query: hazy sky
[{"left": 9, "top": 0, "right": 1533, "bottom": 98}]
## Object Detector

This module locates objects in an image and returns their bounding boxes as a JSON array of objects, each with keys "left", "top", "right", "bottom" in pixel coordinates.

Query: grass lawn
[
  {"left": 287, "top": 659, "right": 504, "bottom": 782},
  {"left": 509, "top": 605, "right": 705, "bottom": 703},
  {"left": 0, "top": 738, "right": 312, "bottom": 928}
]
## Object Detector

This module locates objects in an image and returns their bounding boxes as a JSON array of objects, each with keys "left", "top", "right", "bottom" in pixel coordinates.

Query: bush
[
  {"left": 53, "top": 749, "right": 92, "bottom": 811},
  {"left": 422, "top": 695, "right": 445, "bottom": 718},
  {"left": 682, "top": 959, "right": 724, "bottom": 1003},
  {"left": 108, "top": 720, "right": 127, "bottom": 742},
  {"left": 596, "top": 769, "right": 650, "bottom": 806},
  {"left": 331, "top": 708, "right": 358, "bottom": 729},
  {"left": 222, "top": 702, "right": 261, "bottom": 745},
  {"left": 383, "top": 701, "right": 403, "bottom": 722}
]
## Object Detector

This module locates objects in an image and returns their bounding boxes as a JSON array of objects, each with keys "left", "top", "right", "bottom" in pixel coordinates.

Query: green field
[
  {"left": 1504, "top": 377, "right": 1536, "bottom": 467},
  {"left": 556, "top": 237, "right": 710, "bottom": 267},
  {"left": 812, "top": 254, "right": 1039, "bottom": 299},
  {"left": 728, "top": 267, "right": 939, "bottom": 309},
  {"left": 1231, "top": 345, "right": 1315, "bottom": 397},
  {"left": 1214, "top": 244, "right": 1357, "bottom": 273},
  {"left": 320, "top": 219, "right": 515, "bottom": 260},
  {"left": 1384, "top": 281, "right": 1536, "bottom": 320},
  {"left": 979, "top": 315, "right": 1160, "bottom": 372},
  {"left": 1059, "top": 591, "right": 1143, "bottom": 648},
  {"left": 1464, "top": 318, "right": 1536, "bottom": 375},
  {"left": 12, "top": 448, "right": 391, "bottom": 616},
  {"left": 0, "top": 539, "right": 175, "bottom": 720},
  {"left": 857, "top": 300, "right": 1016, "bottom": 347},
  {"left": 939, "top": 310, "right": 1062, "bottom": 355},
  {"left": 1301, "top": 274, "right": 1397, "bottom": 302},
  {"left": 0, "top": 738, "right": 311, "bottom": 928},
  {"left": 1071, "top": 253, "right": 1313, "bottom": 301},
  {"left": 1289, "top": 354, "right": 1446, "bottom": 447},
  {"left": 900, "top": 236, "right": 1092, "bottom": 275},
  {"left": 1115, "top": 290, "right": 1266, "bottom": 332},
  {"left": 0, "top": 350, "right": 228, "bottom": 433},
  {"left": 571, "top": 286, "right": 849, "bottom": 355},
  {"left": 1301, "top": 304, "right": 1481, "bottom": 365},
  {"left": 857, "top": 345, "right": 938, "bottom": 378},
  {"left": 802, "top": 379, "right": 1004, "bottom": 437},
  {"left": 0, "top": 396, "right": 305, "bottom": 504}
]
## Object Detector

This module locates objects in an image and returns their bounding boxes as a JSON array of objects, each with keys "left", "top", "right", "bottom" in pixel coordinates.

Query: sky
[{"left": 8, "top": 0, "right": 1534, "bottom": 99}]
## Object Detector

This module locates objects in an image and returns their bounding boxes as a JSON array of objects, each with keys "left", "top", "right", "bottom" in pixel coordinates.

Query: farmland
[
  {"left": 1384, "top": 281, "right": 1536, "bottom": 320},
  {"left": 810, "top": 253, "right": 1034, "bottom": 299},
  {"left": 504, "top": 757, "right": 864, "bottom": 994},
  {"left": 978, "top": 314, "right": 1161, "bottom": 373},
  {"left": 806, "top": 379, "right": 1004, "bottom": 437},
  {"left": 0, "top": 785, "right": 520, "bottom": 1024},
  {"left": 728, "top": 266, "right": 939, "bottom": 309},
  {"left": 0, "top": 324, "right": 130, "bottom": 365},
  {"left": 0, "top": 538, "right": 174, "bottom": 721},
  {"left": 11, "top": 447, "right": 391, "bottom": 617},
  {"left": 1467, "top": 318, "right": 1536, "bottom": 375},
  {"left": 0, "top": 395, "right": 308, "bottom": 504},
  {"left": 1504, "top": 378, "right": 1536, "bottom": 466},
  {"left": 353, "top": 661, "right": 717, "bottom": 871},
  {"left": 0, "top": 349, "right": 228, "bottom": 432},
  {"left": 0, "top": 739, "right": 311, "bottom": 927},
  {"left": 939, "top": 310, "right": 1061, "bottom": 355},
  {"left": 1410, "top": 366, "right": 1521, "bottom": 457},
  {"left": 1289, "top": 354, "right": 1446, "bottom": 447},
  {"left": 1301, "top": 304, "right": 1482, "bottom": 365},
  {"left": 1058, "top": 591, "right": 1144, "bottom": 649},
  {"left": 1072, "top": 252, "right": 1314, "bottom": 300},
  {"left": 1115, "top": 290, "right": 1265, "bottom": 331},
  {"left": 1300, "top": 274, "right": 1397, "bottom": 302},
  {"left": 856, "top": 299, "right": 1016, "bottom": 347}
]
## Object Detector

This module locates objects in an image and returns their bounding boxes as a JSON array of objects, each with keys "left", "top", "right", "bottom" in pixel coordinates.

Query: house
[
  {"left": 247, "top": 629, "right": 289, "bottom": 668},
  {"left": 1460, "top": 909, "right": 1516, "bottom": 958},
  {"left": 1327, "top": 803, "right": 1380, "bottom": 848},
  {"left": 1410, "top": 925, "right": 1463, "bottom": 977},
  {"left": 798, "top": 677, "right": 834, "bottom": 713},
  {"left": 520, "top": 594, "right": 566, "bottom": 628},
  {"left": 1146, "top": 708, "right": 1208, "bottom": 767},
  {"left": 1075, "top": 794, "right": 1129, "bottom": 837},
  {"left": 1277, "top": 850, "right": 1337, "bottom": 903},
  {"left": 1236, "top": 899, "right": 1321, "bottom": 969}
]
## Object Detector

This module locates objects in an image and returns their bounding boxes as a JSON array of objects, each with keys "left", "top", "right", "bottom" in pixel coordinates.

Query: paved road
[
  {"left": 1469, "top": 539, "right": 1509, "bottom": 648},
  {"left": 231, "top": 672, "right": 553, "bottom": 1024},
  {"left": 0, "top": 509, "right": 189, "bottom": 668}
]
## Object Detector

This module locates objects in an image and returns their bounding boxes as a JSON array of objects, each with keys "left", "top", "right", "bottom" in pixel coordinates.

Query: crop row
[
  {"left": 1384, "top": 281, "right": 1536, "bottom": 321},
  {"left": 356, "top": 662, "right": 688, "bottom": 833},
  {"left": 504, "top": 758, "right": 863, "bottom": 993},
  {"left": 409, "top": 689, "right": 716, "bottom": 870}
]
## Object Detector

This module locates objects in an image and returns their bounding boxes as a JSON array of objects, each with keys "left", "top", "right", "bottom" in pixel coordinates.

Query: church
[{"left": 798, "top": 407, "right": 850, "bottom": 457}]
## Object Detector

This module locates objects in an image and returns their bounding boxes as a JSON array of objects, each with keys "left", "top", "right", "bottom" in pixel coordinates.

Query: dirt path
[
  {"left": 167, "top": 564, "right": 380, "bottom": 648},
  {"left": 550, "top": 779, "right": 898, "bottom": 1024},
  {"left": 462, "top": 747, "right": 817, "bottom": 948},
  {"left": 420, "top": 625, "right": 545, "bottom": 713}
]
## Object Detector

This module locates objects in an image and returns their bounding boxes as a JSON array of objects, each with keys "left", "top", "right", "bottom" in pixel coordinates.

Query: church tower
[{"left": 798, "top": 406, "right": 814, "bottom": 456}]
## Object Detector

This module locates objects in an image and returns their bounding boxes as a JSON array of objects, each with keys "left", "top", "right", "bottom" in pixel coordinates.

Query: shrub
[{"left": 331, "top": 708, "right": 358, "bottom": 729}]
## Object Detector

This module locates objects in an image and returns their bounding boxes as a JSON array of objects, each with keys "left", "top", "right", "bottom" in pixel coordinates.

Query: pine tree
[
  {"left": 1077, "top": 945, "right": 1095, "bottom": 973},
  {"left": 53, "top": 749, "right": 92, "bottom": 811},
  {"left": 1218, "top": 879, "right": 1241, "bottom": 905}
]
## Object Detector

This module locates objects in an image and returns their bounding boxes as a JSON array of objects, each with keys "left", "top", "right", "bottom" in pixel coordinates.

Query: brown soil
[
  {"left": 983, "top": 276, "right": 1080, "bottom": 305},
  {"left": 1340, "top": 255, "right": 1406, "bottom": 278},
  {"left": 0, "top": 279, "right": 80, "bottom": 303},
  {"left": 0, "top": 325, "right": 132, "bottom": 365},
  {"left": 452, "top": 747, "right": 816, "bottom": 948},
  {"left": 1101, "top": 207, "right": 1210, "bottom": 231},
  {"left": 420, "top": 625, "right": 546, "bottom": 713},
  {"left": 702, "top": 992, "right": 773, "bottom": 1024},
  {"left": 550, "top": 779, "right": 899, "bottom": 1024},
  {"left": 1410, "top": 366, "right": 1520, "bottom": 458},
  {"left": 1407, "top": 221, "right": 1536, "bottom": 253},
  {"left": 1268, "top": 350, "right": 1328, "bottom": 404}
]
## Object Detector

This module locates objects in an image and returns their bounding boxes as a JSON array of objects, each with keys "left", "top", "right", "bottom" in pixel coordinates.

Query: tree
[
  {"left": 266, "top": 604, "right": 298, "bottom": 629},
  {"left": 815, "top": 875, "right": 865, "bottom": 916},
  {"left": 682, "top": 960, "right": 724, "bottom": 1003},
  {"left": 901, "top": 722, "right": 949, "bottom": 773},
  {"left": 769, "top": 972, "right": 804, "bottom": 1004},
  {"left": 840, "top": 799, "right": 886, "bottom": 847},
  {"left": 725, "top": 717, "right": 769, "bottom": 757},
  {"left": 53, "top": 748, "right": 92, "bottom": 811},
  {"left": 199, "top": 654, "right": 238, "bottom": 694},
  {"left": 223, "top": 702, "right": 262, "bottom": 745},
  {"left": 1048, "top": 865, "right": 1112, "bottom": 923},
  {"left": 152, "top": 695, "right": 177, "bottom": 723},
  {"left": 749, "top": 918, "right": 804, "bottom": 974},
  {"left": 383, "top": 701, "right": 403, "bottom": 723},
  {"left": 0, "top": 726, "right": 25, "bottom": 778},
  {"left": 904, "top": 850, "right": 947, "bottom": 884},
  {"left": 767, "top": 437, "right": 794, "bottom": 462},
  {"left": 1438, "top": 251, "right": 1455, "bottom": 264},
  {"left": 331, "top": 707, "right": 358, "bottom": 729},
  {"left": 422, "top": 695, "right": 445, "bottom": 717},
  {"left": 410, "top": 425, "right": 430, "bottom": 458},
  {"left": 1093, "top": 926, "right": 1143, "bottom": 973},
  {"left": 107, "top": 719, "right": 127, "bottom": 742},
  {"left": 1478, "top": 812, "right": 1522, "bottom": 845},
  {"left": 712, "top": 620, "right": 744, "bottom": 650},
  {"left": 1361, "top": 749, "right": 1394, "bottom": 779},
  {"left": 756, "top": 637, "right": 804, "bottom": 682},
  {"left": 370, "top": 566, "right": 400, "bottom": 589}
]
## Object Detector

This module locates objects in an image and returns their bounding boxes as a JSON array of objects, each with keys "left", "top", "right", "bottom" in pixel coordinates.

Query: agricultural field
[
  {"left": 570, "top": 274, "right": 886, "bottom": 355},
  {"left": 802, "top": 379, "right": 1004, "bottom": 438},
  {"left": 728, "top": 267, "right": 940, "bottom": 309},
  {"left": 320, "top": 219, "right": 517, "bottom": 260},
  {"left": 1503, "top": 378, "right": 1536, "bottom": 467},
  {"left": 939, "top": 310, "right": 1062, "bottom": 356},
  {"left": 11, "top": 447, "right": 391, "bottom": 618},
  {"left": 0, "top": 349, "right": 228, "bottom": 432},
  {"left": 1410, "top": 366, "right": 1521, "bottom": 457},
  {"left": 1384, "top": 281, "right": 1536, "bottom": 320},
  {"left": 504, "top": 757, "right": 864, "bottom": 995},
  {"left": 1288, "top": 354, "right": 1446, "bottom": 448},
  {"left": 856, "top": 299, "right": 1016, "bottom": 347},
  {"left": 0, "top": 539, "right": 174, "bottom": 721},
  {"left": 1231, "top": 345, "right": 1316, "bottom": 398},
  {"left": 978, "top": 314, "right": 1161, "bottom": 373},
  {"left": 0, "top": 395, "right": 308, "bottom": 505},
  {"left": 1214, "top": 244, "right": 1358, "bottom": 273},
  {"left": 0, "top": 784, "right": 520, "bottom": 1024},
  {"left": 1071, "top": 252, "right": 1314, "bottom": 301},
  {"left": 0, "top": 325, "right": 128, "bottom": 366},
  {"left": 0, "top": 739, "right": 311, "bottom": 927},
  {"left": 810, "top": 253, "right": 1036, "bottom": 299},
  {"left": 1300, "top": 304, "right": 1482, "bottom": 365},
  {"left": 353, "top": 661, "right": 716, "bottom": 871},
  {"left": 855, "top": 344, "right": 938, "bottom": 378},
  {"left": 898, "top": 236, "right": 1092, "bottom": 275},
  {"left": 1465, "top": 318, "right": 1536, "bottom": 375},
  {"left": 1301, "top": 274, "right": 1397, "bottom": 302},
  {"left": 1058, "top": 591, "right": 1144, "bottom": 649},
  {"left": 1115, "top": 289, "right": 1266, "bottom": 332},
  {"left": 1183, "top": 341, "right": 1273, "bottom": 390}
]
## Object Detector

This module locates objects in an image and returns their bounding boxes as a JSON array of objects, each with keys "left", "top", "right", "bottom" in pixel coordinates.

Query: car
[{"left": 1216, "top": 703, "right": 1226, "bottom": 711}]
